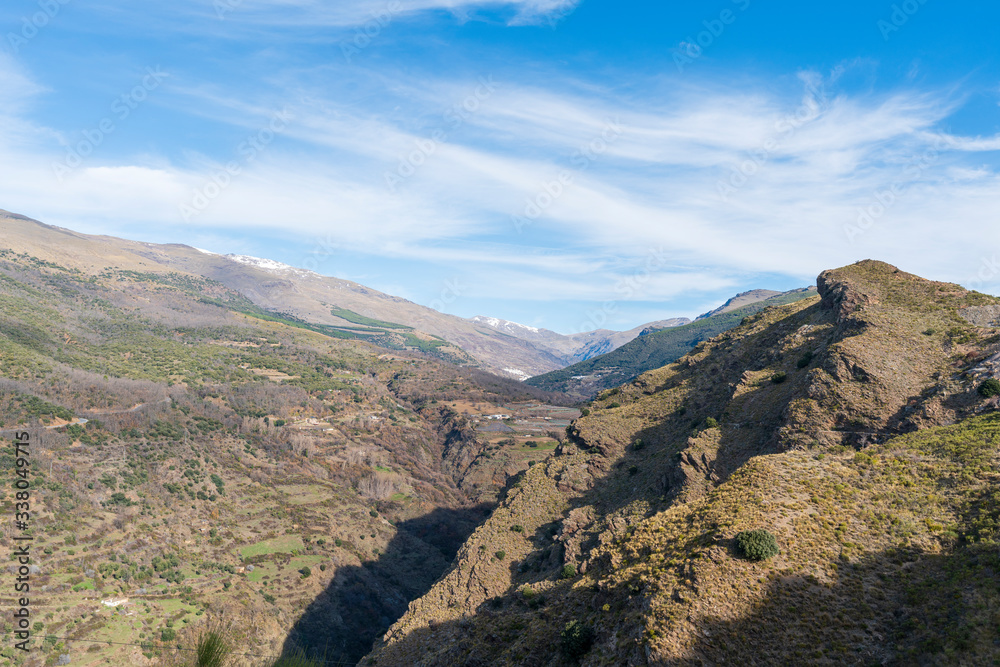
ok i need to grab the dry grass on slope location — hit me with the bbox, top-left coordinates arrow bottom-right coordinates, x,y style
369,413 -> 1000,666
607,412 -> 1000,665
365,261 -> 1000,666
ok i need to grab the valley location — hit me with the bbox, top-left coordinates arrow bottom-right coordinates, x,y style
4,214 -> 1000,667
2,3 -> 995,665
0,239 -> 571,667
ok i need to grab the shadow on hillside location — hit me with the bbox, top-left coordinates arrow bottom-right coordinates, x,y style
337,300 -> 1000,663
278,504 -> 492,666
566,303 -> 829,517
884,380 -> 988,439
678,536 -> 1000,666
360,532 -> 1000,666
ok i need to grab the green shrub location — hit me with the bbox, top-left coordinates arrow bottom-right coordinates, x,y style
104,492 -> 134,507
160,628 -> 176,642
560,564 -> 576,579
736,529 -> 780,561
510,524 -> 524,533
796,351 -> 813,368
606,402 -> 621,409
299,566 -> 311,578
704,417 -> 718,428
771,372 -> 787,384
494,550 -> 506,560
560,620 -> 595,659
579,408 -> 590,417
978,379 -> 1000,398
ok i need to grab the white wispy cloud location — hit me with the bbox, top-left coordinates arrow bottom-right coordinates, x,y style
2,54 -> 1000,323
85,0 -> 580,30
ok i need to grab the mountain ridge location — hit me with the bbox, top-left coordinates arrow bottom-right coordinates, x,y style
694,287 -> 784,320
1,209 -> 805,386
526,287 -> 818,400
468,313 -> 694,367
364,260 -> 1000,666
0,211 -> 567,377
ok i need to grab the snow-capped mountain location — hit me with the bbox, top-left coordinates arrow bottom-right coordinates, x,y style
225,254 -> 315,278
470,315 -> 544,336
469,313 -> 692,364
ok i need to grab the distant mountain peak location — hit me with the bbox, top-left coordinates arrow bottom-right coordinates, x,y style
695,287 -> 816,320
225,253 -> 315,278
471,315 -> 541,334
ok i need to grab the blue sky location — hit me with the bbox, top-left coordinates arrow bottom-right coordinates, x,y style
2,0 -> 999,334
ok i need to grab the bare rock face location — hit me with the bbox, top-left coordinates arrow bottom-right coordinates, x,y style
817,260 -> 881,320
960,305 -> 1000,327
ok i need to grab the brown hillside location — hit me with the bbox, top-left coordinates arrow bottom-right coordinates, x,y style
0,210 -> 567,376
366,260 -> 1000,666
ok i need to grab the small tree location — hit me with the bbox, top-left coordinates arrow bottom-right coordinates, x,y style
736,529 -> 779,561
560,620 -> 595,659
978,379 -> 1000,398
560,564 -> 576,579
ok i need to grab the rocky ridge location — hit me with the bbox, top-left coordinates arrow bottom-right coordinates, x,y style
366,260 -> 1000,666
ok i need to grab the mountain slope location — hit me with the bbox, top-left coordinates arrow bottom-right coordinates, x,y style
0,245 -> 571,667
525,287 -> 817,400
0,211 -> 790,383
365,260 -> 1000,666
0,210 -> 567,377
694,287 -> 783,319
469,315 -> 692,365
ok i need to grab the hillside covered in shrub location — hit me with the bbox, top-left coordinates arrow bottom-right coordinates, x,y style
367,261 -> 1000,666
0,248 -> 568,667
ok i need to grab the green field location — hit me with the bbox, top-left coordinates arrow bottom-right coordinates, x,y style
330,307 -> 412,330
239,535 -> 304,559
277,484 -> 332,505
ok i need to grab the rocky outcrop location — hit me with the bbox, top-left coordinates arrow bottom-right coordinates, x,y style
960,305 -> 1000,327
